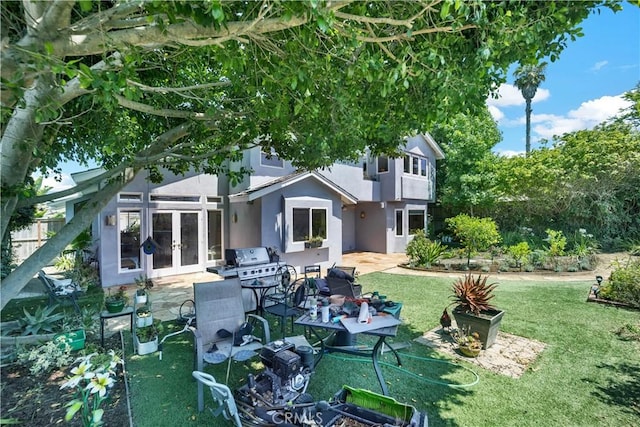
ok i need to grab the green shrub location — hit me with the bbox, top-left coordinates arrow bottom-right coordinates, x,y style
544,229 -> 567,257
405,230 -> 447,267
506,242 -> 532,270
446,214 -> 501,267
529,249 -> 549,268
3,305 -> 65,336
599,259 -> 640,308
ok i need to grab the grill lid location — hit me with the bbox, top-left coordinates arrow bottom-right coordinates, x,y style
225,247 -> 271,267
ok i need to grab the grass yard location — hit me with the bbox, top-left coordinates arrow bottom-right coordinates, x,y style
127,272 -> 639,426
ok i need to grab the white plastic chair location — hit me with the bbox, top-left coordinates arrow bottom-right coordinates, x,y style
192,371 -> 242,427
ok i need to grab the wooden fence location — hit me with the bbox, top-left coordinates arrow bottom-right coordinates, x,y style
10,218 -> 65,262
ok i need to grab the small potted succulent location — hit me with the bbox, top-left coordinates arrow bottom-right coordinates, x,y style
451,326 -> 482,357
449,274 -> 504,349
134,275 -> 154,304
105,286 -> 129,313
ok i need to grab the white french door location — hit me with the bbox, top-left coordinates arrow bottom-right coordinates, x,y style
150,210 -> 201,276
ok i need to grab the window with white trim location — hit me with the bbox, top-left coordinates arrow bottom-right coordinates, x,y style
293,208 -> 327,242
404,154 -> 429,177
119,210 -> 141,270
408,210 -> 426,235
207,210 -> 223,261
395,210 -> 404,236
377,155 -> 389,173
118,192 -> 142,202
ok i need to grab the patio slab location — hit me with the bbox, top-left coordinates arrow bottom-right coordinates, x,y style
414,323 -> 546,378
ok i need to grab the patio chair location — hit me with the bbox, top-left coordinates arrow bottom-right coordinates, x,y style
192,371 -> 242,427
326,267 -> 362,299
193,278 -> 270,412
263,277 -> 309,338
37,270 -> 82,314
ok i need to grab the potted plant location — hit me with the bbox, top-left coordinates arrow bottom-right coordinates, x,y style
135,319 -> 163,355
451,326 -> 482,357
449,274 -> 504,349
304,235 -> 324,248
134,275 -> 154,304
105,286 -> 129,313
135,305 -> 153,328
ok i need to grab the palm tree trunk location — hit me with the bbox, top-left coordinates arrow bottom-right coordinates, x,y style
525,99 -> 532,156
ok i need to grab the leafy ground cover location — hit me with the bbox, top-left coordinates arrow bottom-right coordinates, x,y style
125,273 -> 639,427
1,333 -> 128,426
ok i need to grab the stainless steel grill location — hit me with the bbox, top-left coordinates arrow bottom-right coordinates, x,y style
208,247 -> 281,283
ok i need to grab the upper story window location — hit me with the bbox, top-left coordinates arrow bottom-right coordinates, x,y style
404,154 -> 428,177
377,155 -> 389,173
261,149 -> 284,168
292,208 -> 327,242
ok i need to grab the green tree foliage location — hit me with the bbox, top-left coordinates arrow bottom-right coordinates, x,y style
0,0 -> 620,307
431,109 -> 502,216
446,214 -> 501,266
492,85 -> 640,249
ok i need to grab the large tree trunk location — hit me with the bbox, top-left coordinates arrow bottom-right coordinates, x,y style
0,80 -> 53,239
0,176 -> 131,310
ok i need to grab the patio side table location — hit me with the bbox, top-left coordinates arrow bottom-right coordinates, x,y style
100,306 -> 134,348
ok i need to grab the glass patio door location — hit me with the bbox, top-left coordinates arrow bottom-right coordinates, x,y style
150,210 -> 201,275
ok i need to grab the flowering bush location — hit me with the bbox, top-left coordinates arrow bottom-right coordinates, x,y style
60,350 -> 123,427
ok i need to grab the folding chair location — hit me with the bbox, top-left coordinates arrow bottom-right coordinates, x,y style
192,278 -> 270,412
192,371 -> 242,427
38,270 -> 82,314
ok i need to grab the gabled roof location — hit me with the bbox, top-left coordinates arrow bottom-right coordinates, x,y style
419,132 -> 446,160
228,171 -> 358,205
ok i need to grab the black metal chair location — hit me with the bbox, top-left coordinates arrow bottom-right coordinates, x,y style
37,270 -> 82,313
325,267 -> 362,298
263,278 -> 309,338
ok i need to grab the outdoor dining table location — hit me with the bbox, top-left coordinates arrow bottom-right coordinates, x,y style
294,312 -> 402,396
240,278 -> 281,316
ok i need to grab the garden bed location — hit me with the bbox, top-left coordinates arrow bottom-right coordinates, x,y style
0,333 -> 130,426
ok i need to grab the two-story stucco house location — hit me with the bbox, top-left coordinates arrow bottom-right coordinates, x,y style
68,133 -> 443,286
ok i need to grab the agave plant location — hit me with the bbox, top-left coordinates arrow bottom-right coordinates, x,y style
450,274 -> 498,315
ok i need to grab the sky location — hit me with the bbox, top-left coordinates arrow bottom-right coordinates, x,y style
488,3 -> 640,156
44,3 -> 640,191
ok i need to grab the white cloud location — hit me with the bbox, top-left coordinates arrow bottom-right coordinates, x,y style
496,149 -> 525,158
487,104 -> 504,121
531,94 -> 631,139
486,83 -> 550,124
591,60 -> 608,72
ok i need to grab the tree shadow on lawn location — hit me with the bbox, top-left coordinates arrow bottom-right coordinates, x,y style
127,321 -> 471,426
590,360 -> 640,417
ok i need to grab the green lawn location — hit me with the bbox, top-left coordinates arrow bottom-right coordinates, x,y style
127,272 -> 639,426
